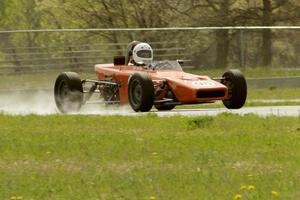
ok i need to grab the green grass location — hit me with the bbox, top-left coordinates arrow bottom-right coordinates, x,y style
247,88 -> 300,100
177,101 -> 300,109
176,88 -> 300,109
0,71 -> 96,90
185,67 -> 300,78
0,114 -> 299,200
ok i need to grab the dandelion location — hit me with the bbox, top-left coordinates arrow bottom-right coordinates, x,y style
271,191 -> 280,197
240,185 -> 247,190
248,185 -> 255,191
149,196 -> 156,200
234,193 -> 242,199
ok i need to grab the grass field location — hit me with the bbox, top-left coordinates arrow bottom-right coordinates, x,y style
0,114 -> 299,200
185,67 -> 300,78
177,101 -> 300,109
247,88 -> 300,100
176,87 -> 300,109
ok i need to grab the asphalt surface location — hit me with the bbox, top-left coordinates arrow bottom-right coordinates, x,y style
0,90 -> 299,116
77,105 -> 300,117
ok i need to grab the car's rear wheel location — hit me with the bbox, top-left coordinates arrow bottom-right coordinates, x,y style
128,72 -> 154,112
221,69 -> 247,109
54,72 -> 83,113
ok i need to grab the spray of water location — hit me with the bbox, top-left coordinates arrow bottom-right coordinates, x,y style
0,90 -> 56,115
0,89 -> 133,116
1,89 -> 299,117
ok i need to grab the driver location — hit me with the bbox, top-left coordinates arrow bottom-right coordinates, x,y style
127,42 -> 153,66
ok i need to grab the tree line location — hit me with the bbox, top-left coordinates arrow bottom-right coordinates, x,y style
0,0 -> 299,69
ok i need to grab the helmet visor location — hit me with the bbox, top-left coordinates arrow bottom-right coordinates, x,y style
137,50 -> 152,58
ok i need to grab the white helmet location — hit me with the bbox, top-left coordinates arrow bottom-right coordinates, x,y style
132,43 -> 153,65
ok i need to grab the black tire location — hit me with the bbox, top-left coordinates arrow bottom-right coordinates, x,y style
221,69 -> 247,109
155,90 -> 176,111
155,104 -> 175,111
54,72 -> 83,113
128,72 -> 154,112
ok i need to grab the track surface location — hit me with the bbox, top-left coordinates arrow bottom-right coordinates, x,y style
0,90 -> 299,116
1,103 -> 299,116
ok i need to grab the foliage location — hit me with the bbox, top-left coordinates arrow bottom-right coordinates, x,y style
0,0 -> 299,69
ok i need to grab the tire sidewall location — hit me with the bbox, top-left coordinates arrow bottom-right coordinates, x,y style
222,69 -> 247,109
54,72 -> 83,113
128,72 -> 154,112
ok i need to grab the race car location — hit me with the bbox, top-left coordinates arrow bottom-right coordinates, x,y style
54,41 -> 247,113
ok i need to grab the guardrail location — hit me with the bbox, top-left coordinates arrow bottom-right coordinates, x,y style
0,42 -> 186,75
0,26 -> 299,76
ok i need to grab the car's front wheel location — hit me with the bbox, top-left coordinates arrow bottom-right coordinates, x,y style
155,104 -> 175,111
128,72 -> 154,112
54,72 -> 83,113
221,69 -> 247,109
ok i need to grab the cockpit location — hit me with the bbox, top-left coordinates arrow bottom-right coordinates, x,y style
150,60 -> 183,71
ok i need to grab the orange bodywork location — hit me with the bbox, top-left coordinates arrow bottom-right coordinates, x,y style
95,63 -> 228,105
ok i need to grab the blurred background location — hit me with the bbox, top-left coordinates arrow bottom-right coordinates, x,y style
0,0 -> 299,91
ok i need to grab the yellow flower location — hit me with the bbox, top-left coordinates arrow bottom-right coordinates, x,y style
149,196 -> 156,200
271,191 -> 280,196
248,185 -> 255,191
240,185 -> 247,190
10,197 -> 17,200
234,194 -> 242,199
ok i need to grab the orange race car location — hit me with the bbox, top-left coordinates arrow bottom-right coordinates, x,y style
54,41 -> 247,113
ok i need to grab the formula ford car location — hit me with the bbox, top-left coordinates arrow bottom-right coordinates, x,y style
54,42 -> 247,113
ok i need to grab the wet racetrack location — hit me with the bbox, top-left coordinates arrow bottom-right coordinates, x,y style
0,90 -> 299,116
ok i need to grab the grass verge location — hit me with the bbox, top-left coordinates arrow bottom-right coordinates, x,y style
0,114 -> 299,200
247,88 -> 300,100
176,87 -> 300,109
185,67 -> 300,78
176,101 -> 300,109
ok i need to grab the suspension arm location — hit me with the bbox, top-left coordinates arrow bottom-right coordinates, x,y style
82,79 -> 119,86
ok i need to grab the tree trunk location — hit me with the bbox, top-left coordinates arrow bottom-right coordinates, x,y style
262,0 -> 272,67
215,1 -> 229,69
215,30 -> 229,68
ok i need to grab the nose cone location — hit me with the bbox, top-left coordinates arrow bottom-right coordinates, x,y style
176,74 -> 221,89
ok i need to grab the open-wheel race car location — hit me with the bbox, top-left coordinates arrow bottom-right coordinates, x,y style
54,41 -> 247,113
